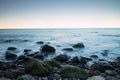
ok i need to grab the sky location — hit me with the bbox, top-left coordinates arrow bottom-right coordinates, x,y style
0,0 -> 120,29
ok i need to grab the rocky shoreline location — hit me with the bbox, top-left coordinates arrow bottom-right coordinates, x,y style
0,43 -> 120,80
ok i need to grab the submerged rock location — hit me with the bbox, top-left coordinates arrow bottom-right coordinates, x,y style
87,76 -> 105,80
36,41 -> 44,44
17,75 -> 36,80
25,59 -> 51,77
73,43 -> 85,48
101,50 -> 109,56
54,54 -> 70,62
24,49 -> 32,53
60,65 -> 88,79
41,45 -> 56,53
5,51 -> 17,60
90,55 -> 98,59
7,47 -> 17,51
62,48 -> 73,51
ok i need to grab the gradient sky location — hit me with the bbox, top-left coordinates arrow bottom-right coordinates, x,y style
0,0 -> 120,29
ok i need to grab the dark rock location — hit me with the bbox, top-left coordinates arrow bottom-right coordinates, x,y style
25,59 -> 51,77
7,47 -> 17,51
0,77 -> 11,80
105,70 -> 118,76
60,65 -> 88,79
36,41 -> 44,44
62,48 -> 73,51
41,45 -> 56,53
90,61 -> 113,73
0,62 -> 8,70
33,54 -> 44,60
101,50 -> 109,56
24,49 -> 32,53
106,76 -> 120,80
90,55 -> 98,59
5,51 -> 17,60
71,56 -> 80,63
73,43 -> 85,48
80,56 -> 92,64
87,76 -> 105,80
17,74 -> 36,80
54,54 -> 70,62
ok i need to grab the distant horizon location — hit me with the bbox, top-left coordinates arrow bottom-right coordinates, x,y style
0,0 -> 120,29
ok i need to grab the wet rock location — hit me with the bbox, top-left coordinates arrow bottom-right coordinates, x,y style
54,54 -> 70,62
90,55 -> 98,59
36,41 -> 44,44
101,50 -> 109,56
80,56 -> 92,64
73,43 -> 85,48
45,60 -> 61,69
5,51 -> 17,60
105,70 -> 118,76
24,49 -> 32,53
0,62 -> 8,70
4,69 -> 24,79
60,65 -> 88,79
106,76 -> 120,80
90,61 -> 113,73
41,45 -> 56,53
116,57 -> 120,62
17,74 -> 36,80
62,48 -> 73,51
33,54 -> 44,60
7,47 -> 17,51
87,76 -> 105,80
0,77 -> 11,80
71,56 -> 80,63
25,59 -> 51,77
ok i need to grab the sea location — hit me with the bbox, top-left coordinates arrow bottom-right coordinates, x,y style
0,28 -> 120,62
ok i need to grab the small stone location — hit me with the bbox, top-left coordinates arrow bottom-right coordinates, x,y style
62,48 -> 73,51
105,70 -> 118,76
54,54 -> 70,62
87,76 -> 105,80
17,74 -> 36,80
73,43 -> 85,48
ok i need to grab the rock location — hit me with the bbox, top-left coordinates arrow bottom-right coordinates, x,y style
106,76 -> 120,80
4,69 -> 24,79
24,49 -> 32,53
7,47 -> 17,50
105,70 -> 118,76
17,75 -> 36,80
101,50 -> 109,56
90,61 -> 113,73
54,54 -> 70,62
62,48 -> 73,51
41,45 -> 56,53
116,57 -> 120,62
60,65 -> 88,79
5,51 -> 17,60
0,62 -> 8,70
90,55 -> 98,59
87,76 -> 105,80
0,77 -> 11,80
80,56 -> 92,64
25,59 -> 51,77
71,56 -> 80,63
73,43 -> 85,48
45,60 -> 61,69
36,41 -> 44,44
33,54 -> 44,60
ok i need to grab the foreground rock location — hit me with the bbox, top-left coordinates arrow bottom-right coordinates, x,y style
17,75 -> 36,80
25,59 -> 51,77
41,45 -> 56,53
60,65 -> 88,79
54,54 -> 70,62
5,51 -> 17,60
0,77 -> 11,80
73,43 -> 85,48
87,76 -> 105,80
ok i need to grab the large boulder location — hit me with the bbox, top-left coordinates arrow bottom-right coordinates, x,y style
87,76 -> 105,80
54,54 -> 70,62
73,43 -> 85,48
17,75 -> 36,80
60,65 -> 88,79
25,59 -> 51,77
45,60 -> 61,69
90,61 -> 113,73
5,51 -> 17,60
41,45 -> 56,53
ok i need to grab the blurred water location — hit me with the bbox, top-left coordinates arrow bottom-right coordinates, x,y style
0,28 -> 120,61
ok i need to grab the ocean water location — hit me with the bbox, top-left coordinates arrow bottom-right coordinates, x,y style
0,28 -> 120,61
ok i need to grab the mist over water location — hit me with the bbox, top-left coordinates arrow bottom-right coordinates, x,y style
0,28 -> 120,61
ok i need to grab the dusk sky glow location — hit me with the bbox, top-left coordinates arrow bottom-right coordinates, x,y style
0,0 -> 120,29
